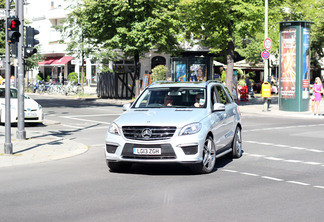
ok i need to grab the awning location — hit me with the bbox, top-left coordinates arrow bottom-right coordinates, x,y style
38,56 -> 74,66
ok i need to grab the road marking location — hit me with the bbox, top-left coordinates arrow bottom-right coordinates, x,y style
284,159 -> 302,163
222,169 -> 238,173
61,124 -> 110,131
240,172 -> 259,177
244,153 -> 324,167
264,157 -> 284,161
244,140 -> 324,153
61,116 -> 111,124
244,123 -> 324,132
222,169 -> 323,190
262,176 -> 284,182
287,181 -> 310,186
304,161 -> 322,165
63,113 -> 120,118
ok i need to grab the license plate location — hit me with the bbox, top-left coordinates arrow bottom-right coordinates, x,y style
133,148 -> 161,155
25,112 -> 37,117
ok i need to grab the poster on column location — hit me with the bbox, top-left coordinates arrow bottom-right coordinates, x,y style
280,27 -> 296,99
302,28 -> 310,99
176,64 -> 187,82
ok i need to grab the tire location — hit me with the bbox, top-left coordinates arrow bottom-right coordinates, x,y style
106,160 -> 132,172
231,127 -> 242,158
190,136 -> 216,174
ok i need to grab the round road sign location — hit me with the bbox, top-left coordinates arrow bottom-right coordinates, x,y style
263,38 -> 272,50
261,50 -> 270,60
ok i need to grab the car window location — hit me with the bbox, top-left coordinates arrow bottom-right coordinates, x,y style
215,85 -> 230,105
133,87 -> 206,108
0,88 -> 4,98
0,88 -> 18,98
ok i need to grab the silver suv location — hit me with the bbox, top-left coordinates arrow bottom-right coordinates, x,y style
105,81 -> 242,173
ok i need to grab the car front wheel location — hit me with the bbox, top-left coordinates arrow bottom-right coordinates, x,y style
232,127 -> 242,158
190,136 -> 216,174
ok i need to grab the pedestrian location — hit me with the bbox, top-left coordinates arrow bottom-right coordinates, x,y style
311,77 -> 323,116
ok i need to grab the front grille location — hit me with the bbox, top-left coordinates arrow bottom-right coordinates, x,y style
25,117 -> 39,120
122,126 -> 176,141
121,143 -> 176,159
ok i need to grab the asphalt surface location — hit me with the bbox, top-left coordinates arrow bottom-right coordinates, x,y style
1,95 -> 323,168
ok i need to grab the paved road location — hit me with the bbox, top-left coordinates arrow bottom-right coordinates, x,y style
0,94 -> 323,222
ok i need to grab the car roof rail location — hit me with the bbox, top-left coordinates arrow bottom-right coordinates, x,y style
206,80 -> 222,85
150,80 -> 172,86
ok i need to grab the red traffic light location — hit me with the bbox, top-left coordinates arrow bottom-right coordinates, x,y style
8,17 -> 21,31
7,17 -> 21,44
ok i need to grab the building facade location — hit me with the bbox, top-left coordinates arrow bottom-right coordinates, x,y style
24,0 -> 97,85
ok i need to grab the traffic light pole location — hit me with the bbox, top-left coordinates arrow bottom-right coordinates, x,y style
16,0 -> 26,140
4,0 -> 13,154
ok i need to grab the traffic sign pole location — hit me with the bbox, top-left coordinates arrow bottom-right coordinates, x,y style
263,0 -> 269,112
4,0 -> 13,154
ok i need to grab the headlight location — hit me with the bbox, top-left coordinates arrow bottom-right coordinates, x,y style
108,122 -> 121,135
38,104 -> 42,110
179,122 -> 202,136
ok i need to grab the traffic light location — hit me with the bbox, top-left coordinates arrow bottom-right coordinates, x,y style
25,26 -> 40,57
7,16 -> 21,44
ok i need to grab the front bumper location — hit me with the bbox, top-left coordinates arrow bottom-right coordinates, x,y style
105,132 -> 205,164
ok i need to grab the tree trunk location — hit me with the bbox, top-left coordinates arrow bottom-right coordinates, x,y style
226,19 -> 234,93
134,51 -> 140,97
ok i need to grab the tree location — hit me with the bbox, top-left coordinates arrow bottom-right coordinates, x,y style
280,0 -> 324,69
76,0 -> 182,83
179,0 -> 268,92
151,65 -> 168,82
0,0 -> 6,56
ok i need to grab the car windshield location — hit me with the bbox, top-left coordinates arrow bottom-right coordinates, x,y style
0,88 -> 18,99
133,87 -> 206,108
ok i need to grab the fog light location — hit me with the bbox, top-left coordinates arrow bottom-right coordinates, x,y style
180,145 -> 198,155
106,144 -> 118,153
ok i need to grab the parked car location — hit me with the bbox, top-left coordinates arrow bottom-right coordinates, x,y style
0,86 -> 44,124
105,81 -> 242,174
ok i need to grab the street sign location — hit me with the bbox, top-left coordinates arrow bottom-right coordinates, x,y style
263,38 -> 272,51
261,50 -> 270,60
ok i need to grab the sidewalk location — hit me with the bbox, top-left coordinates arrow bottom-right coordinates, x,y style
1,95 -> 323,168
0,119 -> 88,168
238,96 -> 324,118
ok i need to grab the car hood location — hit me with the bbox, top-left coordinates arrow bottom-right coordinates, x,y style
115,108 -> 209,127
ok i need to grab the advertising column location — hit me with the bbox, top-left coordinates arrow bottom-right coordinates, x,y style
279,21 -> 313,112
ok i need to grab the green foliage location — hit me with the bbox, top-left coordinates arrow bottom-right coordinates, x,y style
151,65 -> 168,82
0,0 -> 6,56
68,72 -> 86,83
75,0 -> 182,57
36,74 -> 43,81
68,72 -> 79,83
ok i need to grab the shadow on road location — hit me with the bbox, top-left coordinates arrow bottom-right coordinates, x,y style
109,156 -> 234,176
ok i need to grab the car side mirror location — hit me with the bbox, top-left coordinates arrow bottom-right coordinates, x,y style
213,103 -> 225,112
122,103 -> 131,111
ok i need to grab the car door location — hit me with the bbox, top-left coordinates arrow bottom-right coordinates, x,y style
215,85 -> 235,149
209,85 -> 228,150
